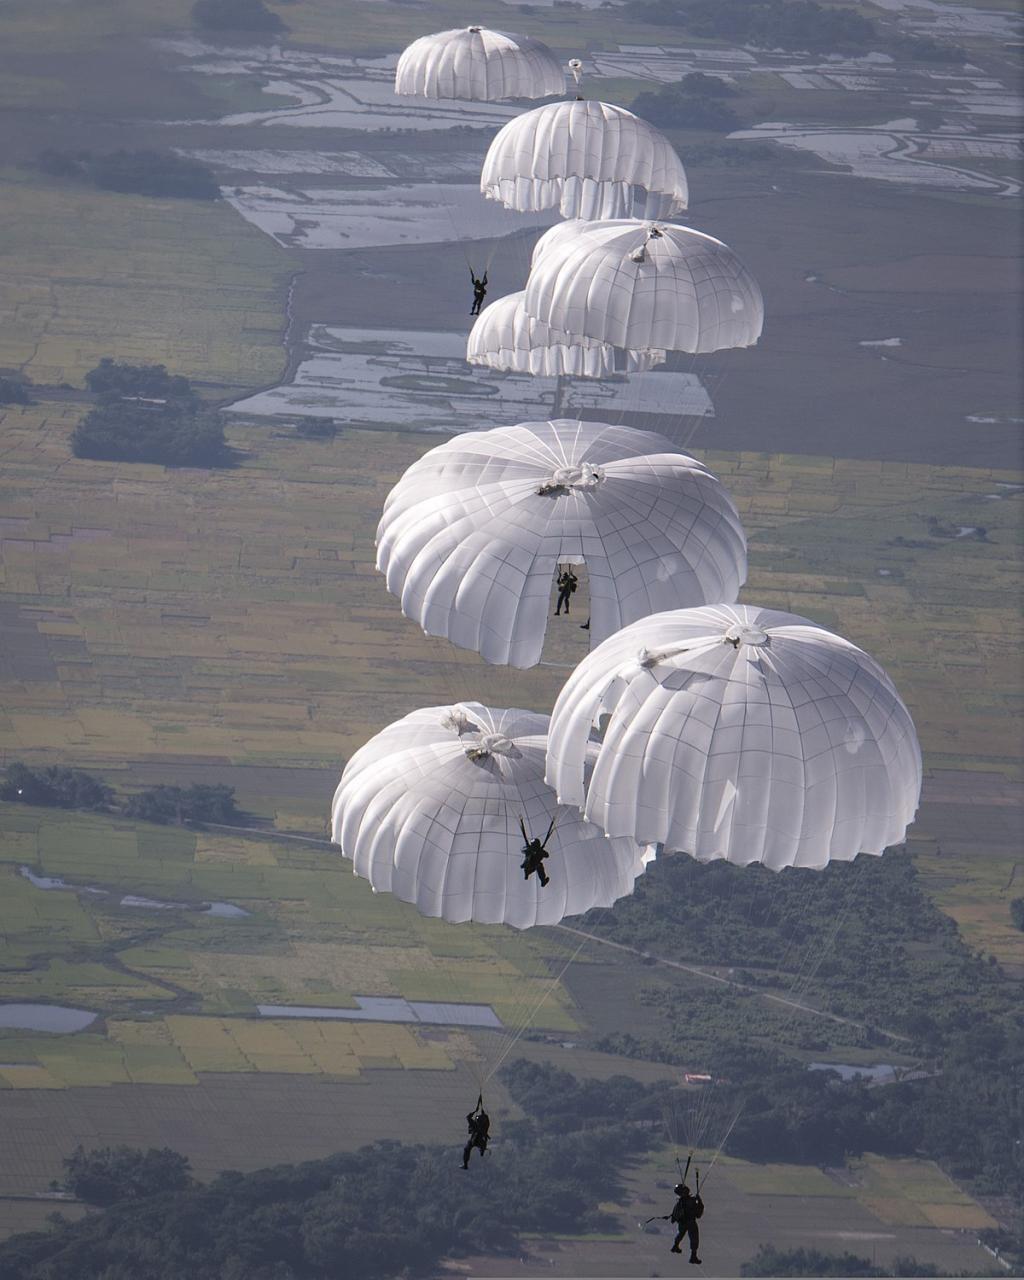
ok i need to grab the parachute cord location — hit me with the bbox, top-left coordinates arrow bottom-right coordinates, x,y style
697,1099 -> 745,1190
480,923 -> 594,1088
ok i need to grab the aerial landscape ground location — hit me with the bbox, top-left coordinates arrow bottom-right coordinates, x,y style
0,0 -> 1020,1275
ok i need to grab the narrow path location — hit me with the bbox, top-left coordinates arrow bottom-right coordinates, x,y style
553,924 -> 912,1044
195,820 -> 334,850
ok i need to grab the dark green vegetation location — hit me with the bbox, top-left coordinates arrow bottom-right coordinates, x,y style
0,375 -> 32,405
631,75 -> 741,131
0,764 -> 112,812
62,1147 -> 193,1208
740,1244 -> 955,1277
294,416 -> 338,441
123,784 -> 240,826
70,359 -> 232,466
2,763 -> 238,827
37,151 -> 220,201
584,854 -> 1023,1200
1011,898 -> 1024,932
71,399 -> 229,466
84,359 -> 197,403
191,0 -> 287,34
0,1065 -> 665,1279
625,0 -> 963,62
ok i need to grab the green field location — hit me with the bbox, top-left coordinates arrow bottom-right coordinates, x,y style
0,172 -> 291,392
0,0 -> 1019,1266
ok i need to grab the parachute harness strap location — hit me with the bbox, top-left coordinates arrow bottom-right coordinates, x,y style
536,461 -> 604,496
629,224 -> 664,266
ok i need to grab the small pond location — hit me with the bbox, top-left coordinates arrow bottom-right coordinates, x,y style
0,1003 -> 98,1033
19,867 -> 249,917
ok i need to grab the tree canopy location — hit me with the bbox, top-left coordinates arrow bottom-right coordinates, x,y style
0,763 -> 112,811
38,150 -> 220,200
191,0 -> 287,33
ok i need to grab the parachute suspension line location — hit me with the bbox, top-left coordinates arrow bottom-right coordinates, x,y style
698,1098 -> 745,1190
480,918 -> 597,1088
552,373 -> 567,418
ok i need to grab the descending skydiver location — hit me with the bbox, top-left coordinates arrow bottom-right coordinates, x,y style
462,1094 -> 490,1168
519,816 -> 553,887
669,1182 -> 704,1264
555,566 -> 578,616
470,269 -> 489,316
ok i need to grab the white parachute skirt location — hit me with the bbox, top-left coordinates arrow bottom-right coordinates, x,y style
545,604 -> 923,870
376,420 -> 747,669
481,100 -> 689,220
394,27 -> 566,101
524,219 -> 764,354
466,291 -> 665,378
331,703 -> 649,929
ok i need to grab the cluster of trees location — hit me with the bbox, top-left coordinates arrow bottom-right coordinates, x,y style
85,359 -> 196,402
581,852 -> 1023,1201
1010,897 -> 1023,931
626,0 -> 963,62
71,399 -> 229,467
294,416 -> 338,441
741,1245 -> 954,1277
124,783 -> 240,826
37,150 -> 219,201
71,360 -> 230,468
2,762 -> 240,828
0,1065 -> 663,1279
192,0 -> 287,34
0,374 -> 33,405
632,72 -> 740,132
0,763 -> 112,811
61,1146 -> 193,1207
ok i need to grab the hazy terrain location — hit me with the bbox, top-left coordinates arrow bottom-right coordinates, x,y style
0,0 -> 1021,1275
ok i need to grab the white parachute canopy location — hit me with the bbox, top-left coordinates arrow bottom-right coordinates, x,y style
481,99 -> 689,220
467,291 -> 666,378
376,419 -> 747,669
524,219 -> 764,354
331,703 -> 648,929
394,27 -> 566,101
545,604 -> 922,870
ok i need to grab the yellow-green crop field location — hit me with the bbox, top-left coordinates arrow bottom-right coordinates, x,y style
1,400 -> 1020,958
0,171 -> 291,392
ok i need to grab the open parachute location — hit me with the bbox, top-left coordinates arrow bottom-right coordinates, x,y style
481,99 -> 689,220
524,219 -> 764,354
331,703 -> 648,929
394,26 -> 566,101
376,420 -> 747,668
545,604 -> 922,869
467,290 -> 665,378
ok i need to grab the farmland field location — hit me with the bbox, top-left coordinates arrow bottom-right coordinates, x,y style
0,0 -> 1020,1270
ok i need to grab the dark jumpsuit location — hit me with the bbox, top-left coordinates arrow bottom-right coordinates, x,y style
671,1190 -> 703,1260
463,1109 -> 490,1168
555,569 -> 578,616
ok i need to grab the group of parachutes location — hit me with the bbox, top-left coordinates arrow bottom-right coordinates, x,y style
328,23 -> 923,1239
